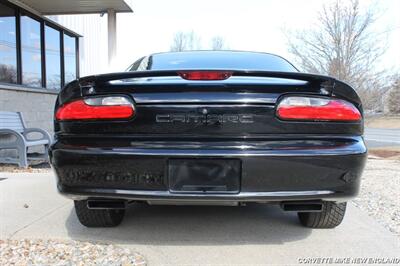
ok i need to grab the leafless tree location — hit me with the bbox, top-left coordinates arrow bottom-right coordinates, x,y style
0,64 -> 17,83
170,31 -> 201,52
211,36 -> 228,50
285,0 -> 389,110
387,76 -> 400,114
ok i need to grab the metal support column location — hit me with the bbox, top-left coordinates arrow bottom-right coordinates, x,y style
107,8 -> 117,66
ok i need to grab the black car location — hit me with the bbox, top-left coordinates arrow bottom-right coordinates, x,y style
49,51 -> 367,228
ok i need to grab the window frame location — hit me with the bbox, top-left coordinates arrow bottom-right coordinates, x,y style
0,0 -> 80,91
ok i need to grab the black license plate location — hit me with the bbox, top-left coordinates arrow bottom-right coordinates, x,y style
168,159 -> 241,193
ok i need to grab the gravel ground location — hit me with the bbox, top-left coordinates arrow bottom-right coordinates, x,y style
0,239 -> 146,265
352,157 -> 400,236
0,163 -> 51,173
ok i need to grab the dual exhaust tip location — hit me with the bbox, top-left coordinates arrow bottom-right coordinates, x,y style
87,199 -> 323,212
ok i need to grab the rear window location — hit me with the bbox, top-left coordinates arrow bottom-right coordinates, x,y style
128,51 -> 298,72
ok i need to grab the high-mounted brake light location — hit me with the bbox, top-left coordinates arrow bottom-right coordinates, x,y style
178,71 -> 233,80
276,96 -> 361,122
56,96 -> 134,121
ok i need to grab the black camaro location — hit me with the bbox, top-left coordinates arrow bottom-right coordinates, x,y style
49,51 -> 367,228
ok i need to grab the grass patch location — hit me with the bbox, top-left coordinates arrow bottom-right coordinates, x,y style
365,115 -> 400,129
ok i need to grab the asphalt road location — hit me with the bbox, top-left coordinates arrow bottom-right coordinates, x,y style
0,172 -> 399,265
364,128 -> 400,148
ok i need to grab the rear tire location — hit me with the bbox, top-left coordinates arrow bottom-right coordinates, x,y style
298,201 -> 346,228
74,200 -> 125,227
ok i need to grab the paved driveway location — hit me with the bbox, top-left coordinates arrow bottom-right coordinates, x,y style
365,128 -> 400,148
0,172 -> 399,265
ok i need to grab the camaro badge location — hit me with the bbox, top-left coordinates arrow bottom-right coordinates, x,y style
155,114 -> 254,124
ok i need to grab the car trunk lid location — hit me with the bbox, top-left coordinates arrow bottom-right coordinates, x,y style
57,70 -> 362,136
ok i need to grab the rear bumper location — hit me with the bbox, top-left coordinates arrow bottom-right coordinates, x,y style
50,136 -> 367,203
58,186 -> 348,202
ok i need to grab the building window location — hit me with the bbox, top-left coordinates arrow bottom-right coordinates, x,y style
0,2 -> 79,90
45,26 -> 61,90
64,33 -> 76,84
0,3 -> 17,84
21,15 -> 42,87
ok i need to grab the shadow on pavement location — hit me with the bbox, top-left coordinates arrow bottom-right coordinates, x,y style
65,203 -> 312,245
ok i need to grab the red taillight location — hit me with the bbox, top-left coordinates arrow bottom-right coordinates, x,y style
178,71 -> 232,80
56,96 -> 134,121
276,96 -> 361,122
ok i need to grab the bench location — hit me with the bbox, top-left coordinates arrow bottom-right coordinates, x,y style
0,111 -> 51,168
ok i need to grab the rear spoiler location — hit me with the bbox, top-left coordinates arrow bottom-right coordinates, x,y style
60,70 -> 361,107
80,70 -> 335,86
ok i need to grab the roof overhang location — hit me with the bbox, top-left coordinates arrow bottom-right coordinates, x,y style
8,0 -> 133,15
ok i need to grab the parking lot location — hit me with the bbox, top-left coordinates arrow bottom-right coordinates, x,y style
1,159 -> 399,265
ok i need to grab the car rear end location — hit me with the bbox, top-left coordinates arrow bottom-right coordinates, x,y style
49,51 -> 367,228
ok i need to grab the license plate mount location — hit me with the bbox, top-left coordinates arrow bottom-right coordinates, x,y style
168,159 -> 241,193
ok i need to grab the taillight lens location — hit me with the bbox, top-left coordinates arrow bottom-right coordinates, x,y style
276,96 -> 361,122
178,71 -> 232,80
56,96 -> 134,121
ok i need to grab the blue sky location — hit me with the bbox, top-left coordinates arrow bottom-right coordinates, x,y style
115,0 -> 400,73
